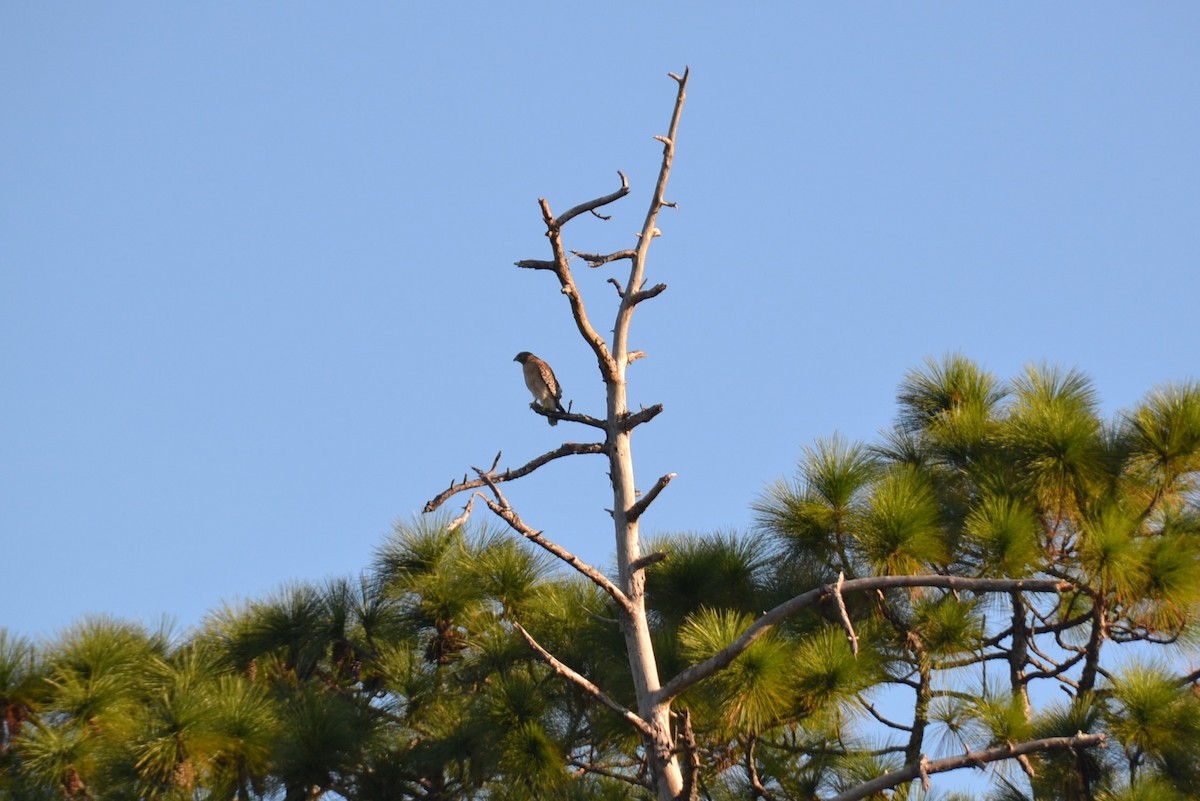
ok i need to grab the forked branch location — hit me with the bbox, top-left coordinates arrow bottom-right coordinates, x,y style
555,170 -> 630,228
527,194 -> 617,380
630,282 -> 668,305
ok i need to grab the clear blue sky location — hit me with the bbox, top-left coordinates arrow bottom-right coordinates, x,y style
3,4 -> 1198,639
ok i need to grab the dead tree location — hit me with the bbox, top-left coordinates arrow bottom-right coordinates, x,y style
424,69 -> 1103,801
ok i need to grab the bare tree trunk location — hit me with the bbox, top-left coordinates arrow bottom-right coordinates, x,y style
610,397 -> 685,798
607,68 -> 690,797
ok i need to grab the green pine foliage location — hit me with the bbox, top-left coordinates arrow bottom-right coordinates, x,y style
3,358 -> 1199,800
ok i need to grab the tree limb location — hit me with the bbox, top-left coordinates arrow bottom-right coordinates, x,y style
628,473 -> 676,522
474,468 -> 630,609
861,700 -> 913,732
831,572 -> 859,657
678,709 -> 701,801
629,551 -> 668,573
574,249 -> 637,268
446,492 -> 484,531
514,259 -> 557,270
656,576 -> 1069,704
613,68 -> 688,363
533,196 -> 618,380
529,402 -> 606,429
745,735 -> 778,801
630,283 -> 668,305
567,759 -> 652,790
555,170 -> 630,228
636,71 -> 686,257
825,734 -> 1106,801
621,404 -> 664,431
423,442 -> 607,512
513,622 -> 654,739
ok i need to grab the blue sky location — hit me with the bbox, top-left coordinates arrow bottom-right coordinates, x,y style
3,4 -> 1198,639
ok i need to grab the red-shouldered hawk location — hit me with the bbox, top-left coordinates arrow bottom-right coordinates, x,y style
514,351 -> 565,426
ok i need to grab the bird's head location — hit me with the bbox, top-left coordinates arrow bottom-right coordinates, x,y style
514,352 -> 532,363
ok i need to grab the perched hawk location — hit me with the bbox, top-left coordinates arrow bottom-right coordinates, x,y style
514,351 -> 565,426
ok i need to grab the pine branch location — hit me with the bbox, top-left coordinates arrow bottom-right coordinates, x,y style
656,575 -> 1068,704
825,734 -> 1106,801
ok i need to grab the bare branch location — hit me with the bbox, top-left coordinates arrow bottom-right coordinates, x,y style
514,622 -> 654,739
555,170 -> 630,228
573,249 -> 637,268
745,736 -> 778,801
423,442 -> 607,512
475,469 -> 629,609
611,68 -> 688,371
861,700 -> 913,732
529,402 -> 606,429
656,575 -> 1069,704
627,350 -> 647,365
629,551 -> 668,573
832,572 -> 859,657
678,709 -> 701,801
621,404 -> 665,431
629,69 -> 686,288
589,209 -> 612,221
1023,646 -> 1086,682
568,759 -> 651,790
531,196 -> 617,380
447,492 -> 485,531
826,734 -> 1106,801
514,259 -> 557,270
607,277 -> 625,298
630,283 -> 668,304
628,473 -> 676,522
